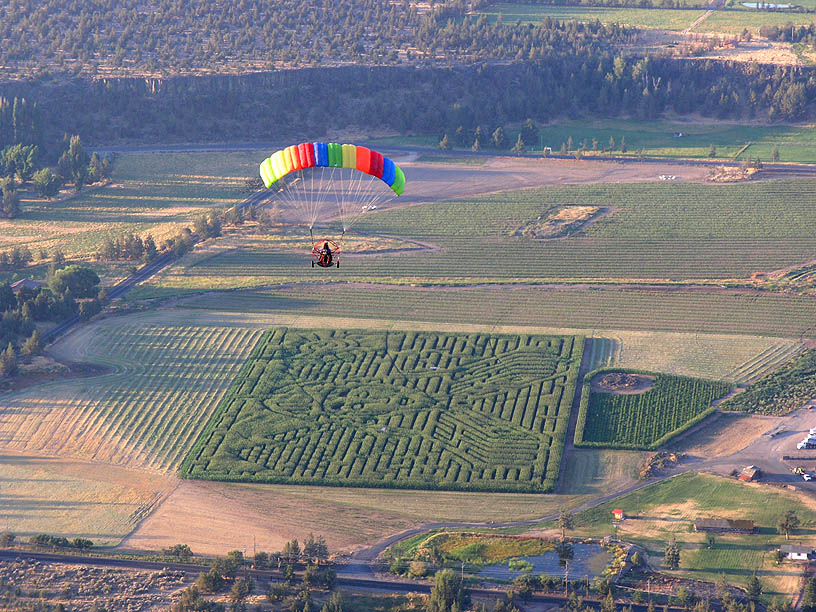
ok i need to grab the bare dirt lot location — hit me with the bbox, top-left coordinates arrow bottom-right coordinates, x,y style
591,371 -> 656,394
636,29 -> 801,65
392,157 -> 712,207
669,412 -> 777,459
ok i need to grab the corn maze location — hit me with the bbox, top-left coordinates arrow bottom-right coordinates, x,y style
574,368 -> 731,450
182,329 -> 584,492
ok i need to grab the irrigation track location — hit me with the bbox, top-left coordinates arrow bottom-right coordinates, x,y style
0,548 -> 691,611
41,189 -> 268,345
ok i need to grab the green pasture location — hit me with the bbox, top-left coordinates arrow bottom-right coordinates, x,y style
566,472 -> 816,602
575,369 -> 731,449
388,531 -> 556,565
696,7 -> 816,31
528,120 -> 816,163
378,122 -> 816,164
182,329 -> 583,492
481,1 -> 816,32
482,3 -> 706,30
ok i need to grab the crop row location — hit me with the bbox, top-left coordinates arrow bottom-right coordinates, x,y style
0,323 -> 262,471
162,179 -> 816,287
184,284 -> 816,339
721,349 -> 816,415
574,368 -> 731,450
182,329 -> 584,492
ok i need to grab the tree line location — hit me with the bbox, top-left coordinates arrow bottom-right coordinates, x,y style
1,58 -> 814,154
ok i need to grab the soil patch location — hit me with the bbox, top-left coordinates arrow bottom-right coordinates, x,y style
591,372 -> 655,394
514,205 -> 609,239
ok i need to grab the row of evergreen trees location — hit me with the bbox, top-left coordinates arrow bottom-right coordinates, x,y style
1,56 -> 812,151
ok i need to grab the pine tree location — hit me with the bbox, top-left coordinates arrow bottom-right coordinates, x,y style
20,331 -> 42,357
747,574 -> 762,601
664,538 -> 680,570
0,342 -> 17,377
511,134 -> 525,155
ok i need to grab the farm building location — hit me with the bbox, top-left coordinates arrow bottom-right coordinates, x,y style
694,518 -> 756,534
739,466 -> 761,481
10,279 -> 44,293
779,545 -> 815,561
613,509 -> 625,520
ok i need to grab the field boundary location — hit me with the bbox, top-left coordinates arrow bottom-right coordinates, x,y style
178,328 -> 273,477
573,367 -> 731,450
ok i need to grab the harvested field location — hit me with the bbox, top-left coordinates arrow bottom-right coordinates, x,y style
0,317 -> 262,471
0,452 -> 175,546
183,329 -> 583,492
11,151 -> 253,259
122,479 -> 590,556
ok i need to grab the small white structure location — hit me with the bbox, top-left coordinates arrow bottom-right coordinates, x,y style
780,545 -> 815,561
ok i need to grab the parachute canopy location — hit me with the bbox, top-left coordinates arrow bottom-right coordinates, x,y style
260,142 -> 405,196
259,142 -> 405,235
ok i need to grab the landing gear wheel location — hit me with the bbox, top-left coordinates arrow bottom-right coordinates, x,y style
336,261 -> 340,268
311,261 -> 315,267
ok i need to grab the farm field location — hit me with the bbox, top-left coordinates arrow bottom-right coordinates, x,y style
0,303 -> 793,546
133,179 -> 816,294
720,348 -> 816,415
481,2 -> 816,33
178,285 -> 816,339
0,453 -> 175,546
122,477 -> 594,556
565,472 -> 816,602
558,448 -> 644,495
575,370 -> 732,449
377,121 -> 816,165
112,307 -> 793,382
481,3 -> 707,30
0,151 -> 253,269
527,120 -> 816,164
0,313 -> 263,472
183,329 -> 584,492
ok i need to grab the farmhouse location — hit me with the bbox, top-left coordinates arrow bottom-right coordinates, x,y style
779,545 -> 815,561
694,518 -> 757,534
10,279 -> 44,293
